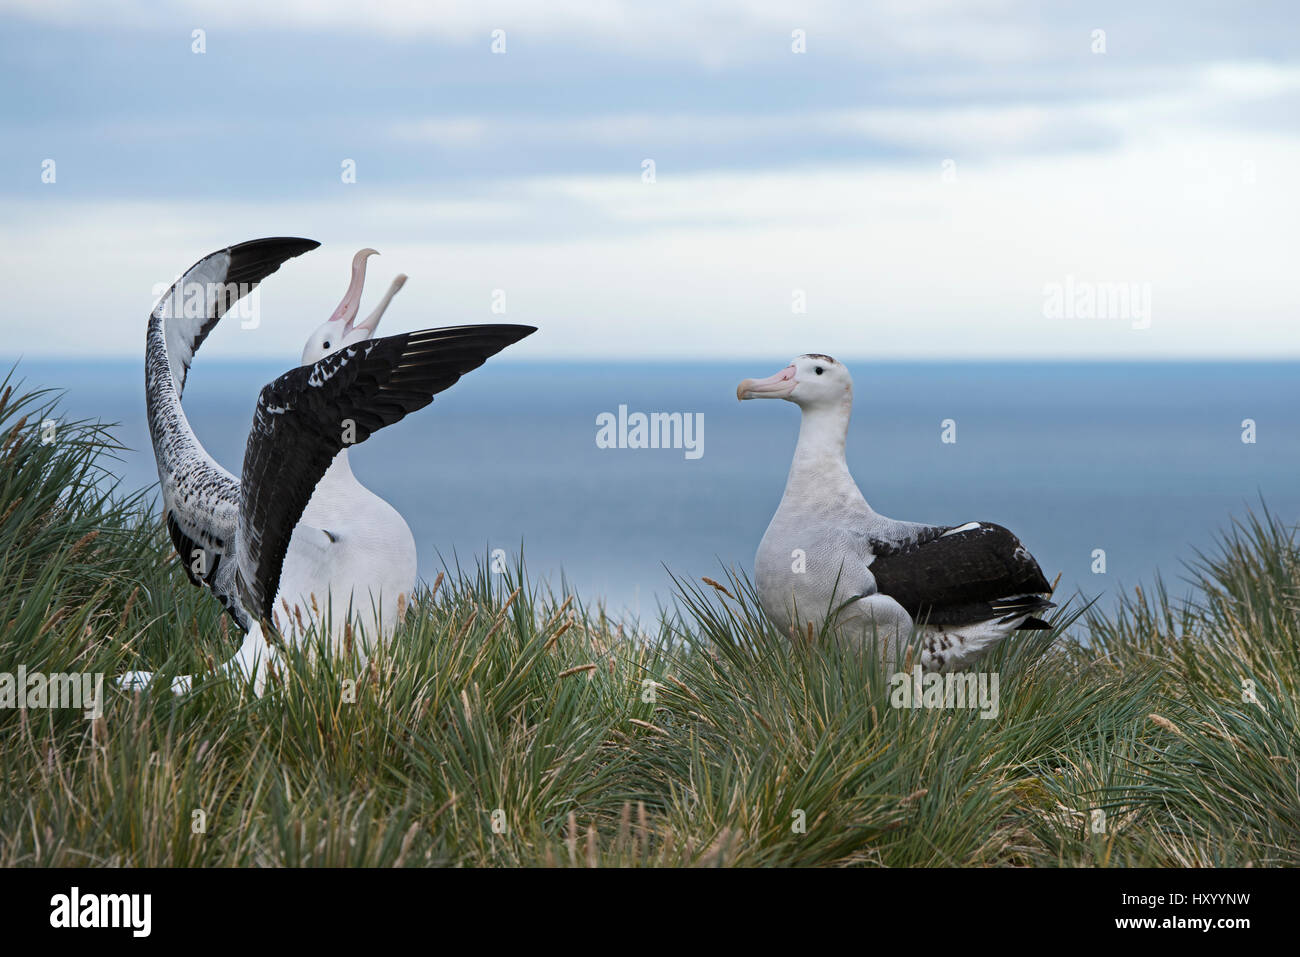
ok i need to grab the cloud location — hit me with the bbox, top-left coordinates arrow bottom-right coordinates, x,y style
388,62 -> 1300,161
3,125 -> 1297,361
2,0 -> 1050,65
1,2 -> 1295,361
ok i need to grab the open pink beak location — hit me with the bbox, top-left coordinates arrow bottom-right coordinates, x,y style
737,364 -> 797,400
327,248 -> 378,329
351,273 -> 407,336
326,248 -> 407,339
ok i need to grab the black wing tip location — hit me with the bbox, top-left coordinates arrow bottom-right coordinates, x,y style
160,237 -> 319,318
409,323 -> 536,339
220,237 -> 319,290
229,237 -> 320,257
225,237 -> 319,275
399,324 -> 537,362
992,594 -> 1055,618
1019,616 -> 1054,630
496,325 -> 537,349
416,325 -> 538,348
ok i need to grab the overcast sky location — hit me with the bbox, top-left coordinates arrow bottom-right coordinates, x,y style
2,1 -> 1297,360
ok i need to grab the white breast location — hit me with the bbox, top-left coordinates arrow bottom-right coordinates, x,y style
274,450 -> 417,652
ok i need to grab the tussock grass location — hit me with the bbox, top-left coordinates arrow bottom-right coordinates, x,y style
1,377 -> 1297,866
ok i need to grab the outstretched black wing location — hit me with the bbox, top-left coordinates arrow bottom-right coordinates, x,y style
867,522 -> 1052,625
146,237 -> 319,613
154,237 -> 320,399
235,324 -> 536,621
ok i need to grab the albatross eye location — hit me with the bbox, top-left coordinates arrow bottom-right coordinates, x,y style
322,340 -> 331,349
815,366 -> 824,375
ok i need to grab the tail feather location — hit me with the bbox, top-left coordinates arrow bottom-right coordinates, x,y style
993,595 -> 1056,624
1018,616 -> 1054,631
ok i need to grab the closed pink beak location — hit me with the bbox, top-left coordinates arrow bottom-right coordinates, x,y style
737,364 -> 797,400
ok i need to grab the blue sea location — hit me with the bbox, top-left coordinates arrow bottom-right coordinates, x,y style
8,358 -> 1299,624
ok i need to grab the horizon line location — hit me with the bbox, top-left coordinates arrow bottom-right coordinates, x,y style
7,354 -> 1300,366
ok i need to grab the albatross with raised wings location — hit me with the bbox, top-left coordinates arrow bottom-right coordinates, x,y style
737,354 -> 1054,671
120,238 -> 534,694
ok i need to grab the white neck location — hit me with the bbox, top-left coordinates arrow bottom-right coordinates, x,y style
320,448 -> 358,487
781,394 -> 872,512
317,447 -> 369,501
298,447 -> 379,526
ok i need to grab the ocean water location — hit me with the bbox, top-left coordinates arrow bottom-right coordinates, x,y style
8,358 -> 1299,624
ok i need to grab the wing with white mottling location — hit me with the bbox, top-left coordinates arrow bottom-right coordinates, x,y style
156,237 -> 320,398
235,323 -> 536,621
145,238 -> 319,613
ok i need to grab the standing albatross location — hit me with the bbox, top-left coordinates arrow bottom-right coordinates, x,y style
737,354 -> 1054,672
120,238 -> 534,693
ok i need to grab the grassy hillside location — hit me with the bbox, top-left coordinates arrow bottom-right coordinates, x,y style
1,376 -> 1297,866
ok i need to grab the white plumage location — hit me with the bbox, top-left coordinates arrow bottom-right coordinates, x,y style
738,353 -> 1054,672
120,239 -> 533,695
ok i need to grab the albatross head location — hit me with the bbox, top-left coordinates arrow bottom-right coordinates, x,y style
301,248 -> 408,364
736,354 -> 852,409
